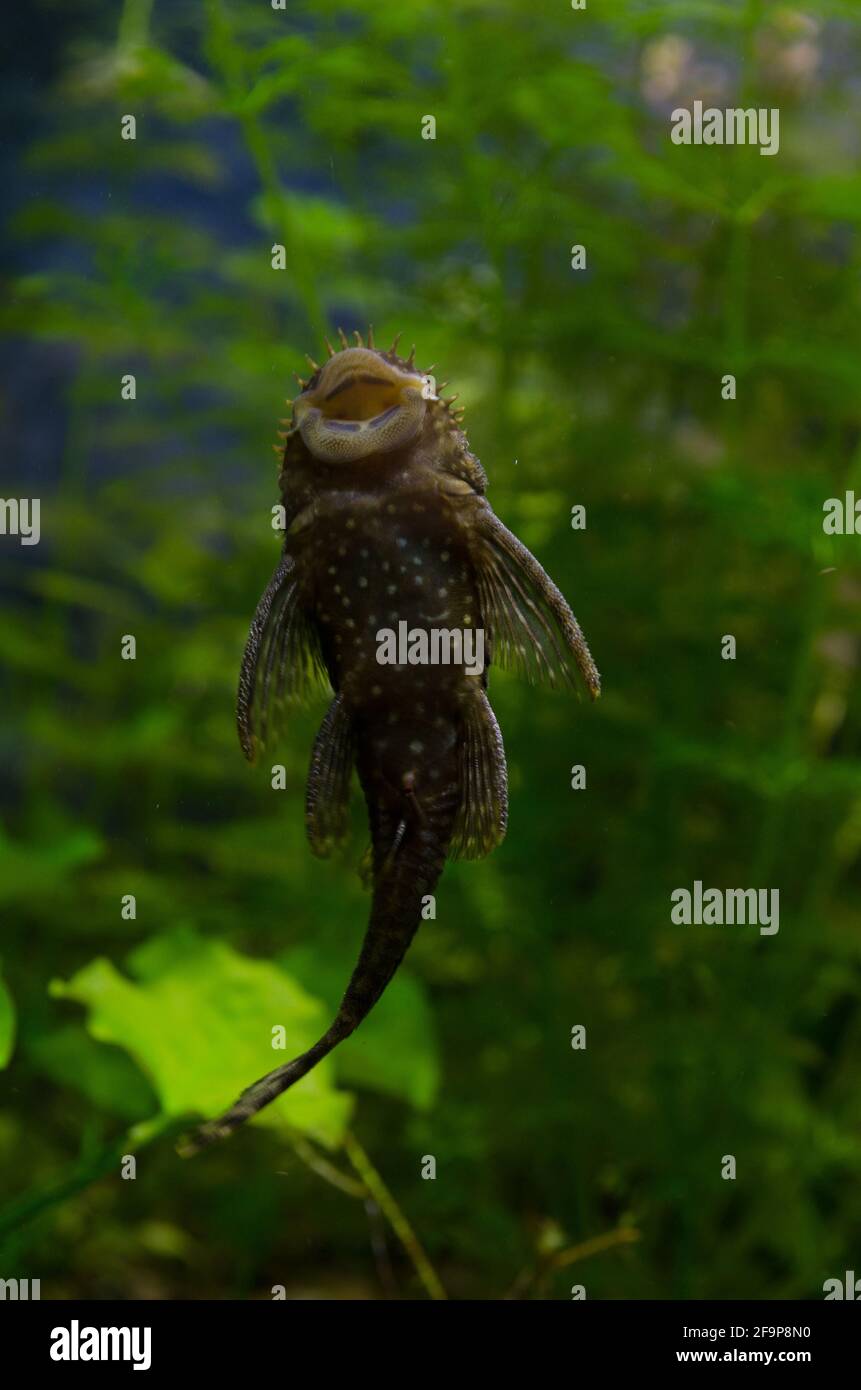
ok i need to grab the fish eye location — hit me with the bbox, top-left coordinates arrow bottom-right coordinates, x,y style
421,375 -> 437,400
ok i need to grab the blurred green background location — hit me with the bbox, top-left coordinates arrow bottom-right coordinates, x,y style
2,0 -> 860,1299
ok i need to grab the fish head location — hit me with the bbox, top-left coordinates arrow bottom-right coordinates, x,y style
294,346 -> 436,463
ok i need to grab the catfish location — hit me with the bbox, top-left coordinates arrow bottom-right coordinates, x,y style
183,328 -> 600,1152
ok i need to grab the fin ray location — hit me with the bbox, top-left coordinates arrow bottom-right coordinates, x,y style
473,505 -> 601,697
450,692 -> 508,859
305,695 -> 355,857
237,551 -> 329,762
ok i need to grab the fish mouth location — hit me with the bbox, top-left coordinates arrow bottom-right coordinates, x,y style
295,348 -> 435,462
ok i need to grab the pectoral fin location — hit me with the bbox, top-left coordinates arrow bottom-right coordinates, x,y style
305,695 -> 355,857
450,692 -> 508,859
236,550 -> 328,762
472,502 -> 601,698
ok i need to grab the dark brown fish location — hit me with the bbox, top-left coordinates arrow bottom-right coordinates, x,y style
182,328 -> 600,1153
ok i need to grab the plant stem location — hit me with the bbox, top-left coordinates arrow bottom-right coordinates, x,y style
118,0 -> 154,52
288,1131 -> 367,1199
0,1116 -> 177,1246
505,1223 -> 640,1299
343,1130 -> 447,1301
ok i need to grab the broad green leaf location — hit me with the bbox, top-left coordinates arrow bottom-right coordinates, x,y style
51,931 -> 353,1147
25,1024 -> 157,1121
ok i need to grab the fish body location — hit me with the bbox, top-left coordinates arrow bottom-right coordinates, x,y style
185,330 -> 599,1151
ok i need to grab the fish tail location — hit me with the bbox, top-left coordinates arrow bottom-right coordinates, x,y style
179,775 -> 456,1156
